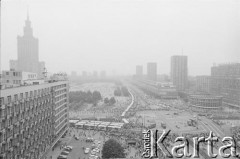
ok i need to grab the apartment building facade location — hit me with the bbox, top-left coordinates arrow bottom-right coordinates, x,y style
171,55 -> 188,91
0,81 -> 69,159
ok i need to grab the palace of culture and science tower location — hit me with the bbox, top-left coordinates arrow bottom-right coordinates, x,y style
9,14 -> 45,78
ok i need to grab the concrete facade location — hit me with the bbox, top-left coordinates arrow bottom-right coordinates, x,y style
0,81 -> 69,159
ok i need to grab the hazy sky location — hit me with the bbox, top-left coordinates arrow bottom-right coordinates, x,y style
1,0 -> 240,76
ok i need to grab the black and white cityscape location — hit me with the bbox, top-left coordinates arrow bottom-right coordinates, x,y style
0,0 -> 240,159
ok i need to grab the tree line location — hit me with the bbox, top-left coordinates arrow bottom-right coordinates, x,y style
69,90 -> 102,104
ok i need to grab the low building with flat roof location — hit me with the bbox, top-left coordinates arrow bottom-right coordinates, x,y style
1,70 -> 38,87
189,95 -> 223,111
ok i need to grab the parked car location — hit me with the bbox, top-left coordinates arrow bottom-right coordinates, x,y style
64,147 -> 72,151
93,148 -> 100,153
65,146 -> 73,150
57,155 -> 67,159
86,138 -> 94,142
84,148 -> 90,154
91,150 -> 97,155
89,154 -> 99,159
94,140 -> 101,144
61,151 -> 70,155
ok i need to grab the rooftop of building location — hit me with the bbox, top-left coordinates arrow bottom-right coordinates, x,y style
0,79 -> 68,90
213,63 -> 240,67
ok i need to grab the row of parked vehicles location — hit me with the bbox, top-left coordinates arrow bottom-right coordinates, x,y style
84,139 -> 101,159
57,146 -> 73,159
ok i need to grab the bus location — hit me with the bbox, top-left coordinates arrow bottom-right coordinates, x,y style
97,125 -> 107,131
75,122 -> 85,129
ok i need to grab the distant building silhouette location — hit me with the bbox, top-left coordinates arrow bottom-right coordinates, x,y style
136,65 -> 143,77
196,75 -> 211,93
210,63 -> 240,109
171,55 -> 188,91
10,13 -> 45,78
71,71 -> 77,79
147,62 -> 157,81
82,71 -> 87,77
100,71 -> 106,78
93,71 -> 98,78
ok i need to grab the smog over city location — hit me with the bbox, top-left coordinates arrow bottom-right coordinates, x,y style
0,0 -> 240,159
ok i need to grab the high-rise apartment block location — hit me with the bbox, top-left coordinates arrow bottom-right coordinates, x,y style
171,55 -> 188,91
147,63 -> 157,81
0,81 -> 69,159
136,65 -> 143,77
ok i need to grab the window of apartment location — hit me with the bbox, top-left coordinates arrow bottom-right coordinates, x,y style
6,72 -> 9,75
7,96 -> 11,103
6,80 -> 9,83
14,94 -> 18,101
25,92 -> 28,98
30,91 -> 33,97
0,97 -> 4,105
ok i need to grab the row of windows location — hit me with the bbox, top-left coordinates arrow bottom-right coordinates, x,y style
54,100 -> 67,111
0,100 -> 52,130
55,104 -> 67,115
5,79 -> 21,84
13,80 -> 21,84
52,84 -> 67,91
0,115 -> 52,144
28,74 -> 37,79
55,111 -> 68,127
55,89 -> 67,96
0,83 -> 68,105
0,124 -> 53,158
55,118 -> 68,134
55,94 -> 67,103
0,88 -> 52,105
5,71 -> 21,76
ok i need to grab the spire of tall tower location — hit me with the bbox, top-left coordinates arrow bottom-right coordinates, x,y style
27,6 -> 29,21
24,6 -> 33,36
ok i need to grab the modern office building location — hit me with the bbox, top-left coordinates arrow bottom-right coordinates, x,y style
210,63 -> 240,109
196,75 -> 211,93
171,55 -> 188,91
9,14 -> 45,78
0,80 -> 69,159
136,65 -> 143,77
147,63 -> 157,81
